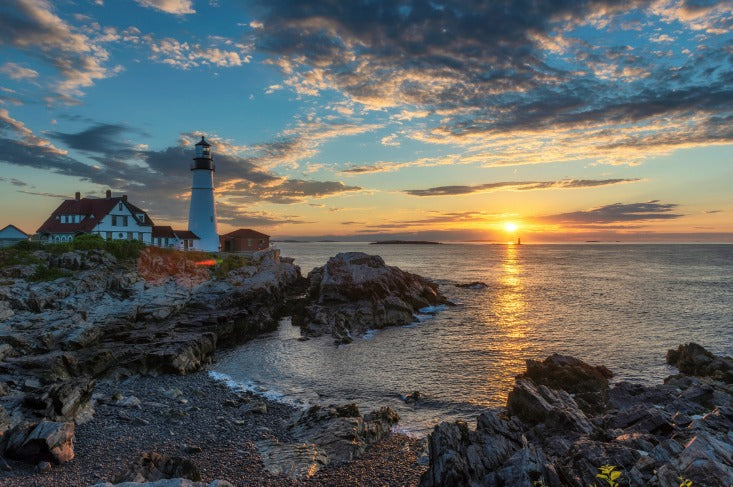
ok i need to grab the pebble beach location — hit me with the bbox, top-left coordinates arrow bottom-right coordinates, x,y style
0,369 -> 426,486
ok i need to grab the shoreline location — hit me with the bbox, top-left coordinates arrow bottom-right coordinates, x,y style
0,366 -> 427,486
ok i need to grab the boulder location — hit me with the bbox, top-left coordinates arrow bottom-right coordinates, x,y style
287,403 -> 399,465
113,452 -> 201,483
519,354 -> 612,414
507,379 -> 595,435
300,252 -> 448,339
4,420 -> 75,464
667,343 -> 733,383
255,438 -> 328,479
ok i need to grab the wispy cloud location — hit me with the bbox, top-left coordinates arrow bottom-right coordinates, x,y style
134,0 -> 195,15
252,0 -> 732,166
404,178 -> 641,196
538,201 -> 683,225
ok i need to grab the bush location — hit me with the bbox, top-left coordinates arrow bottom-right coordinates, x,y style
28,264 -> 71,282
72,233 -> 106,250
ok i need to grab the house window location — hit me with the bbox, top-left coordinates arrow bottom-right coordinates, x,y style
118,233 -> 123,239
248,239 -> 252,247
112,216 -> 117,226
61,215 -> 66,223
118,203 -> 122,211
138,232 -> 143,241
123,216 -> 128,227
106,232 -> 112,240
127,232 -> 133,240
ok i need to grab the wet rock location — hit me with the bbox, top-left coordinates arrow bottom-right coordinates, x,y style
35,460 -> 52,473
667,343 -> 733,383
92,479 -> 233,487
300,252 -> 448,339
4,420 -> 75,464
455,281 -> 488,289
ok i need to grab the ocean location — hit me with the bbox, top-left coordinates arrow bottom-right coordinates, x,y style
211,243 -> 733,436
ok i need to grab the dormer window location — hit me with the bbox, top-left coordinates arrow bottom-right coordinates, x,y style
118,203 -> 123,211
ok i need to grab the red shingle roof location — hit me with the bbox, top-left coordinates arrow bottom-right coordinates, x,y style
37,197 -> 153,234
221,229 -> 270,239
152,225 -> 175,238
173,230 -> 199,240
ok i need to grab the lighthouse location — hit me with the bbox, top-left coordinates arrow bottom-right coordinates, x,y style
188,136 -> 219,251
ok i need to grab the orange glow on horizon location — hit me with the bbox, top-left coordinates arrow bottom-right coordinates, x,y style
504,222 -> 518,233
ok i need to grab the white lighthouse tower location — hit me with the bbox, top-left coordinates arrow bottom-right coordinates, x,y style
188,136 -> 219,251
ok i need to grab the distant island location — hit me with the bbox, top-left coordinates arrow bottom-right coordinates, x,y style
370,240 -> 442,245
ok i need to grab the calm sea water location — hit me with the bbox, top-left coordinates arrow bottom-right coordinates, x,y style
212,243 -> 733,435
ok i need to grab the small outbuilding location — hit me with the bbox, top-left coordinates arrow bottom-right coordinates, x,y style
152,226 -> 200,251
0,224 -> 30,247
220,229 -> 270,253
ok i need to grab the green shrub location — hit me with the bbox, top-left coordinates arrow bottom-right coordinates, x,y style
103,238 -> 146,259
72,233 -> 106,250
28,264 -> 71,282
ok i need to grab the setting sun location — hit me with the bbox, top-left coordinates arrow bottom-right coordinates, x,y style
504,222 -> 518,233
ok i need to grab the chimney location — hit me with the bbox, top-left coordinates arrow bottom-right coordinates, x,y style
122,195 -> 127,202
75,192 -> 80,200
106,190 -> 111,199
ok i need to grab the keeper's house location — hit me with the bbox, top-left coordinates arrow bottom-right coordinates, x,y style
0,224 -> 29,247
37,190 -> 155,244
220,229 -> 270,252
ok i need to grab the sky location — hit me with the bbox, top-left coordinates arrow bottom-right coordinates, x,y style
0,0 -> 731,242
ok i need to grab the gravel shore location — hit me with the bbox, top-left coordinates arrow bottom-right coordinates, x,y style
0,370 -> 427,486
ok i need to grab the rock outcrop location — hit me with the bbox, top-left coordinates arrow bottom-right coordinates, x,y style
0,247 -> 302,466
256,403 -> 400,479
297,252 -> 448,342
422,344 -> 733,487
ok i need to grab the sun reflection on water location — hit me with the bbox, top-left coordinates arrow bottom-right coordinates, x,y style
494,244 -> 527,338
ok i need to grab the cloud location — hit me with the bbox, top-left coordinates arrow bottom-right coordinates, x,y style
0,0 -> 114,101
0,62 -> 39,80
134,0 -> 195,15
538,201 -> 684,225
404,178 -> 641,196
148,37 -> 251,69
250,0 -> 732,166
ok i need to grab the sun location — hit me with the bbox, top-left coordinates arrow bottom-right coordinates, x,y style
504,222 -> 518,233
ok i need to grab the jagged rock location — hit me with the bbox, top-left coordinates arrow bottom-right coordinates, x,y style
421,411 -> 526,487
667,343 -> 733,383
114,452 -> 201,483
519,354 -> 612,414
4,420 -> 75,464
507,379 -> 595,435
300,252 -> 448,339
288,403 -> 399,465
255,438 -> 328,478
23,376 -> 96,422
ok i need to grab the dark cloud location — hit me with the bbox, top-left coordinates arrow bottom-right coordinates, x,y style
404,178 -> 639,196
50,123 -> 144,154
0,176 -> 28,187
252,0 -> 732,152
539,201 -> 683,225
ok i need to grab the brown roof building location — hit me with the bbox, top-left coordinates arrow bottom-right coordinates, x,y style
220,229 -> 270,252
151,226 -> 200,251
37,190 -> 154,243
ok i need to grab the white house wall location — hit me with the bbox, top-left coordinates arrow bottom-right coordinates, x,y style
91,201 -> 152,244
